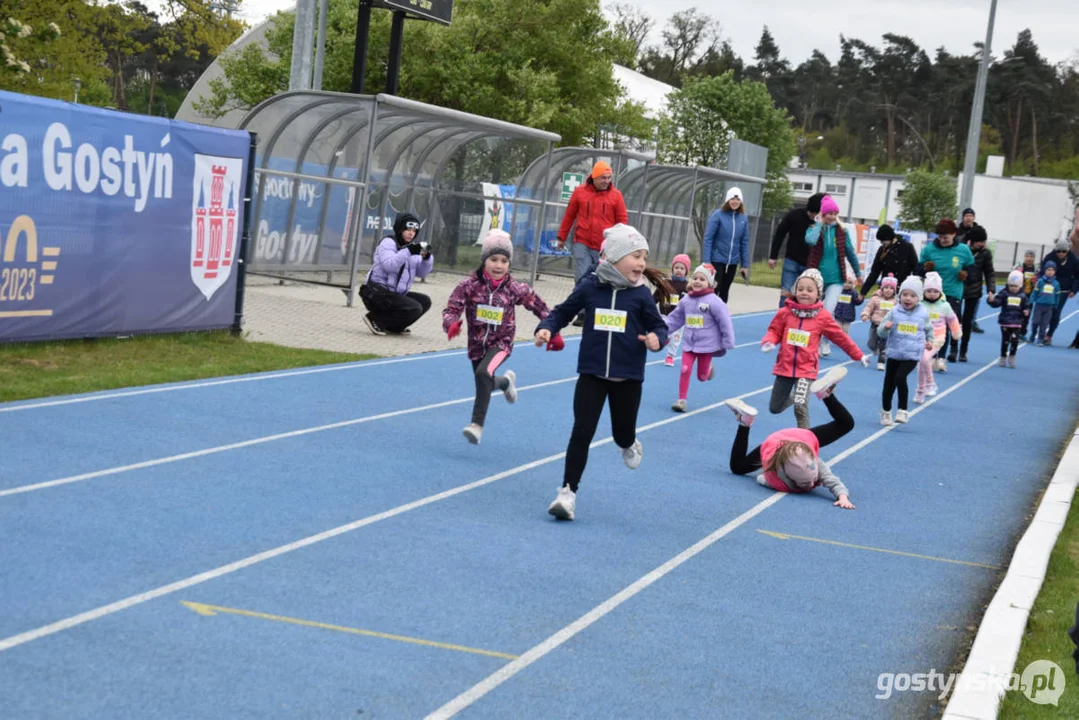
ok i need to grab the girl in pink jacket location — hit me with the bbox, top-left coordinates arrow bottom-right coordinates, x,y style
664,264 -> 736,412
443,230 -> 558,444
724,369 -> 856,509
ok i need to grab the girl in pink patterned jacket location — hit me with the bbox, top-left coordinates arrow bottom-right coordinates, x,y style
442,230 -> 560,445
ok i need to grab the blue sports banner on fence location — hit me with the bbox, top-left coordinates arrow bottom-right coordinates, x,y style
0,90 -> 252,342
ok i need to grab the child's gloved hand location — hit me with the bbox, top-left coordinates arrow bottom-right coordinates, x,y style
546,333 -> 565,352
761,342 -> 776,353
860,355 -> 871,368
446,320 -> 462,340
534,329 -> 551,347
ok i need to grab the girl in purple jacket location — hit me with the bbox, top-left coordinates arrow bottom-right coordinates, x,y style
442,230 -> 558,445
664,265 -> 736,412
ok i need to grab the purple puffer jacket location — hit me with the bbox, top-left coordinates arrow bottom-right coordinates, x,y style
367,236 -> 433,293
442,270 -> 550,361
664,289 -> 736,354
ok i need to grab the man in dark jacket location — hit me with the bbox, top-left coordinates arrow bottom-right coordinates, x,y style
956,208 -> 987,333
768,193 -> 824,306
958,226 -> 995,361
860,224 -> 920,295
1040,241 -> 1079,344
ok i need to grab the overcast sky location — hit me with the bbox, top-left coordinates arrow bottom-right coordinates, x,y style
191,0 -> 1079,66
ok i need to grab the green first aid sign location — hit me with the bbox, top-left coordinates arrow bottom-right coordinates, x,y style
561,172 -> 585,202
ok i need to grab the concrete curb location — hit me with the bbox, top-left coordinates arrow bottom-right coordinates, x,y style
942,424 -> 1079,719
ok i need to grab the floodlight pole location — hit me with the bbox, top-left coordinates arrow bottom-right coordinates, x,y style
385,11 -> 406,95
350,0 -> 373,93
959,0 -> 998,212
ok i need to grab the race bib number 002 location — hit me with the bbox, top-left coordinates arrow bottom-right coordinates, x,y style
897,322 -> 919,335
594,309 -> 628,333
476,304 -> 504,325
686,314 -> 705,328
786,328 -> 811,348
1007,296 -> 1021,307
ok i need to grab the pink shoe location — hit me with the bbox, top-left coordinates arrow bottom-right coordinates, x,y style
664,356 -> 675,367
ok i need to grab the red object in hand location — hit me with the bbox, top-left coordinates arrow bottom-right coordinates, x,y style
447,320 -> 462,340
547,333 -> 565,352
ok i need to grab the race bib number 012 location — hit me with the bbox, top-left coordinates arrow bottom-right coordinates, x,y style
594,309 -> 627,333
476,304 -> 504,325
786,328 -> 811,348
686,314 -> 705,328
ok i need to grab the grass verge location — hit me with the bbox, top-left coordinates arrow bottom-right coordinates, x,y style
0,331 -> 375,403
998,482 -> 1079,717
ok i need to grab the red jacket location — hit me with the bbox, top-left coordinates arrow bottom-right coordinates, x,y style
763,301 -> 863,379
557,179 -> 628,251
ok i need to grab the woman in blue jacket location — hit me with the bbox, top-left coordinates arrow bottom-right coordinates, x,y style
702,187 -> 750,303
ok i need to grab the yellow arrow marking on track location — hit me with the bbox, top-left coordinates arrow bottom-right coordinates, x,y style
180,601 -> 518,660
755,530 -> 1003,570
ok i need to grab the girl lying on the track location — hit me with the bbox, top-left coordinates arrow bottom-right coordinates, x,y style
761,268 -> 869,430
443,229 -> 559,445
664,263 -> 736,413
725,370 -> 856,509
535,223 -> 669,521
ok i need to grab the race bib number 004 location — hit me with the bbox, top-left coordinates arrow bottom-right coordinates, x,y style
476,304 -> 504,325
686,314 -> 705,328
594,309 -> 627,333
898,322 -> 919,335
1007,296 -> 1021,307
786,328 -> 811,348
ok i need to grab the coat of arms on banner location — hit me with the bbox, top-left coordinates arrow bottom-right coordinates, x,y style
190,154 -> 243,300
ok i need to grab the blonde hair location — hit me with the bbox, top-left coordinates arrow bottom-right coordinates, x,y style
765,440 -> 813,474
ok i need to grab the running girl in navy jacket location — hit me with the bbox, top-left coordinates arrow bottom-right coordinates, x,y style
535,224 -> 669,521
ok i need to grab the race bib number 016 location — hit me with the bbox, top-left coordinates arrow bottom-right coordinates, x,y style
686,314 -> 705,328
786,328 -> 811,348
897,322 -> 919,335
476,304 -> 504,325
594,309 -> 627,333
838,294 -> 852,304
1007,296 -> 1021,306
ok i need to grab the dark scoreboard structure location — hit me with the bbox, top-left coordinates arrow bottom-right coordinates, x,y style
375,0 -> 453,26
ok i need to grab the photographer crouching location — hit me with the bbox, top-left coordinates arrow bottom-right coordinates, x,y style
359,212 -> 433,335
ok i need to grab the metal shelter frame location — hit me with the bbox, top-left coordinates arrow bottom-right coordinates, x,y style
238,90 -> 560,305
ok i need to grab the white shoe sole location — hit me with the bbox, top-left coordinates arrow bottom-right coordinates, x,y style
502,370 -> 517,404
548,500 -> 574,521
462,425 -> 482,444
725,398 -> 758,425
810,366 -> 848,396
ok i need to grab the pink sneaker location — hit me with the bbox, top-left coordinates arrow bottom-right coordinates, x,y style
664,356 -> 675,367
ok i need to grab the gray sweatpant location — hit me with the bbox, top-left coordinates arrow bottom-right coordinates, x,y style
769,376 -> 812,429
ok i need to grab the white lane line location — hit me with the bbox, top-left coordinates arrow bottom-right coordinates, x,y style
0,384 -> 777,653
423,346 -> 1028,719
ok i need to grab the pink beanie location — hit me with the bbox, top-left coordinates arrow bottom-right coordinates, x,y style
671,254 -> 691,273
783,446 -> 820,489
881,274 -> 898,289
924,271 -> 943,293
820,195 -> 840,215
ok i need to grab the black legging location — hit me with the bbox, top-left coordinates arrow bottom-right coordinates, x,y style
715,263 -> 739,303
882,359 -> 918,411
943,297 -> 962,357
958,296 -> 980,355
729,395 -> 855,476
469,347 -> 510,426
366,291 -> 431,333
1000,327 -> 1020,357
564,374 -> 643,492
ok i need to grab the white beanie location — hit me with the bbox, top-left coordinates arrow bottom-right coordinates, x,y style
1007,269 -> 1023,286
924,271 -> 943,294
725,187 -> 743,203
481,229 -> 512,263
900,275 -> 923,297
794,267 -> 824,298
692,264 -> 716,286
601,223 -> 649,264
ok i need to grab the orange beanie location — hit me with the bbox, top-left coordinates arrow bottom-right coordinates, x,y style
591,161 -> 612,179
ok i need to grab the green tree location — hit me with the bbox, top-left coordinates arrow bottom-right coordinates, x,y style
197,0 -> 650,147
897,170 -> 957,232
655,71 -> 796,217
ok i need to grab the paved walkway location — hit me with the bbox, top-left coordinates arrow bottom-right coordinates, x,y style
241,271 -> 784,356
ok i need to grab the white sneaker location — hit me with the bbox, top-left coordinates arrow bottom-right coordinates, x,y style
462,423 -> 483,444
810,365 -> 848,399
622,439 -> 643,469
502,370 -> 517,404
895,409 -> 909,424
927,385 -> 938,397
726,398 -> 758,427
820,342 -> 832,357
880,409 -> 894,426
671,399 -> 687,413
876,361 -> 886,371
548,486 -> 576,520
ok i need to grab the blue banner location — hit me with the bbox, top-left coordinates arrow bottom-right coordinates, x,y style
0,90 -> 252,342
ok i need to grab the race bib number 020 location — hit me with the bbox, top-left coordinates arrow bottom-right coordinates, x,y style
686,314 -> 705,328
594,309 -> 627,333
786,328 -> 811,348
897,322 -> 919,335
476,304 -> 504,325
